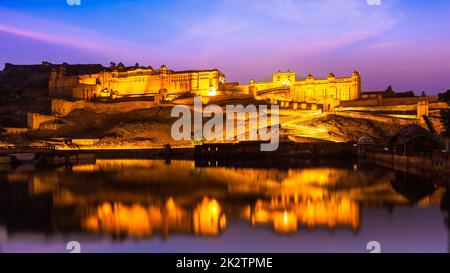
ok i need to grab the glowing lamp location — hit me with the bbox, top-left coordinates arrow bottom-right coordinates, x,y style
208,87 -> 217,96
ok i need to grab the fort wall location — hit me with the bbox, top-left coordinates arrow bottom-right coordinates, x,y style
337,104 -> 418,112
340,98 -> 379,107
195,142 -> 356,159
27,113 -> 57,130
341,96 -> 439,107
51,99 -> 86,116
3,127 -> 29,134
51,97 -> 162,116
82,101 -> 157,114
333,111 -> 417,126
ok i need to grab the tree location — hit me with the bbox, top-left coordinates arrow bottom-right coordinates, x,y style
438,90 -> 450,137
441,110 -> 450,137
421,91 -> 427,97
439,89 -> 450,104
384,85 -> 396,98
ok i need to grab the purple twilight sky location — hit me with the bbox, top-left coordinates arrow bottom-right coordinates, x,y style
0,0 -> 449,94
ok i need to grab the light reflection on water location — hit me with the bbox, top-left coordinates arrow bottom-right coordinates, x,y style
0,159 -> 449,253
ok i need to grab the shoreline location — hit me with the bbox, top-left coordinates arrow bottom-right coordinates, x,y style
1,143 -> 450,179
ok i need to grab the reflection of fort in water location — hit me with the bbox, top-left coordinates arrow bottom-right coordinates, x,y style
0,159 -> 447,239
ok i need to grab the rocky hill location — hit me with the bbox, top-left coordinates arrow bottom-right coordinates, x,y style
0,63 -> 105,128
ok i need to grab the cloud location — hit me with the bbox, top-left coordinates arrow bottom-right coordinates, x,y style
0,23 -> 100,50
0,1 -> 402,84
0,7 -> 163,63
0,1 -> 397,66
173,0 -> 396,49
162,0 -> 398,77
366,41 -> 400,50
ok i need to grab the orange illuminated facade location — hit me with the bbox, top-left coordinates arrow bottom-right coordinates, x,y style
249,195 -> 360,234
49,64 -> 225,100
239,70 -> 361,103
16,160 -> 432,239
82,198 -> 226,238
47,63 -> 360,104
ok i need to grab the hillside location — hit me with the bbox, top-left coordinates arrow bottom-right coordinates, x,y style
4,104 -> 426,148
19,106 -> 190,147
0,63 -> 106,128
0,64 -> 51,127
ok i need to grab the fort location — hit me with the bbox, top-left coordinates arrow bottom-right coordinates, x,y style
17,62 -> 367,131
48,63 -> 225,100
47,63 -> 361,105
0,62 -> 447,150
44,63 -> 438,125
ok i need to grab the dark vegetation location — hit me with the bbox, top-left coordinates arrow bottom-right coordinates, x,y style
0,63 -> 51,127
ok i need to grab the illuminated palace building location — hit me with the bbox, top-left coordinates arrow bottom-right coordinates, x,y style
237,70 -> 361,104
49,63 -> 225,100
48,63 -> 361,103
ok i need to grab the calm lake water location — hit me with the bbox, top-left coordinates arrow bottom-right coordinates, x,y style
0,159 -> 449,253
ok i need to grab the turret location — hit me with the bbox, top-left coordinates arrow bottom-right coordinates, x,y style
160,65 -> 168,74
351,70 -> 361,100
249,79 -> 257,97
50,67 -> 58,79
48,67 -> 59,96
117,62 -> 125,71
58,65 -> 66,77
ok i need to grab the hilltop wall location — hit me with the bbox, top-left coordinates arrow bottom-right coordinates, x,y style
52,99 -> 86,116
51,99 -> 157,116
341,96 -> 439,107
83,101 -> 157,114
27,113 -> 56,129
333,111 -> 417,126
